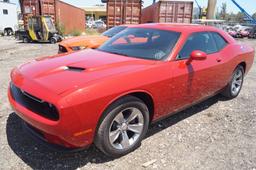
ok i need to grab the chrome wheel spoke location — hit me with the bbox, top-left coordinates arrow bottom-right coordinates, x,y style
232,87 -> 236,92
128,123 -> 143,134
231,83 -> 236,89
126,108 -> 140,123
235,71 -> 242,79
114,112 -> 125,124
231,69 -> 243,95
235,79 -> 242,86
109,129 -> 121,144
121,131 -> 130,148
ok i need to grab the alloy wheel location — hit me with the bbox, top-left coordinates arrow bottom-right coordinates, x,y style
231,69 -> 243,96
109,107 -> 144,150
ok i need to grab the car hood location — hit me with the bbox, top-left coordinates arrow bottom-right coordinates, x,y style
12,49 -> 156,95
60,35 -> 109,48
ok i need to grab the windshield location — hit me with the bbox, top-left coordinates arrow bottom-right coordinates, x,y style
45,17 -> 56,32
99,28 -> 180,60
102,26 -> 127,37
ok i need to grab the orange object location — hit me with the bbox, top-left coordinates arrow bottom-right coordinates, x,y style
58,25 -> 128,53
58,35 -> 109,53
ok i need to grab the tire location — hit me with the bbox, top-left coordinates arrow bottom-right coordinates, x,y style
3,29 -> 8,36
221,65 -> 244,99
23,37 -> 29,43
50,37 -> 57,44
95,96 -> 150,157
7,29 -> 13,36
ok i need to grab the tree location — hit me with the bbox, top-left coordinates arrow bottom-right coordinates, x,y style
225,12 -> 236,22
236,12 -> 246,23
219,2 -> 227,20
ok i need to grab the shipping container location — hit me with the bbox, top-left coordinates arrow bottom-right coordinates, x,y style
106,0 -> 142,28
55,1 -> 85,34
141,0 -> 193,24
20,0 -> 85,34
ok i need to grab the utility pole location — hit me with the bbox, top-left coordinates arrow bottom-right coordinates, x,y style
207,0 -> 217,19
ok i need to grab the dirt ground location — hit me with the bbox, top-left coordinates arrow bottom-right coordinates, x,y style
0,36 -> 256,170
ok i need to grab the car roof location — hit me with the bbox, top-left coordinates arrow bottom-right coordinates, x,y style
130,23 -> 220,33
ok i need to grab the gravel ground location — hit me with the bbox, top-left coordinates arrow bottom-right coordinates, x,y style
0,36 -> 255,170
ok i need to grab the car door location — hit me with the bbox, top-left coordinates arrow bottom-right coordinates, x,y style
210,32 -> 230,88
169,32 -> 224,110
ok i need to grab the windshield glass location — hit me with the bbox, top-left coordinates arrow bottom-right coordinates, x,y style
45,17 -> 56,32
99,28 -> 180,60
102,26 -> 127,37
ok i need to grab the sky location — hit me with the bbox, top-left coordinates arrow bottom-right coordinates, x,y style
13,0 -> 256,15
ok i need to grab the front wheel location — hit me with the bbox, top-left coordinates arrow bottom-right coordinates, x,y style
221,65 -> 244,99
95,96 -> 150,157
23,37 -> 29,43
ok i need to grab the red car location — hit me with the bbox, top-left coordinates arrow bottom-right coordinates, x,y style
8,24 -> 254,157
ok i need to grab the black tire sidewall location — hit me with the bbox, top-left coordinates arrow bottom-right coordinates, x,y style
50,37 -> 57,44
96,96 -> 150,157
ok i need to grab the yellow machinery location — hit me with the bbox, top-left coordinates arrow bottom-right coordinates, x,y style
16,16 -> 62,43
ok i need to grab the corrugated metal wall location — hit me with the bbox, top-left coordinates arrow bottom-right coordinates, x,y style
107,0 -> 142,28
55,1 -> 85,34
142,0 -> 193,24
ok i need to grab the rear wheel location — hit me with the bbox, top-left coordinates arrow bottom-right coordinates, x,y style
221,65 -> 244,99
95,96 -> 150,157
50,37 -> 57,44
7,29 -> 13,36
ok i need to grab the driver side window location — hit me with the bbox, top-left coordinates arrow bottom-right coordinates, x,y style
178,32 -> 218,59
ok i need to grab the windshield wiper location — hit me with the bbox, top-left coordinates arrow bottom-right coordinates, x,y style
108,51 -> 129,56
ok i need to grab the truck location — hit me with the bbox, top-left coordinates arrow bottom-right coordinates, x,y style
0,0 -> 18,36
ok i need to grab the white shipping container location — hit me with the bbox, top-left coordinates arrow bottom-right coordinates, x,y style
0,0 -> 18,35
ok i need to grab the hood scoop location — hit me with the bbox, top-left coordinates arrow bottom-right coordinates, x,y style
64,66 -> 86,72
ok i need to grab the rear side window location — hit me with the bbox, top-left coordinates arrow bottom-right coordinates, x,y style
178,32 -> 218,59
211,32 -> 228,51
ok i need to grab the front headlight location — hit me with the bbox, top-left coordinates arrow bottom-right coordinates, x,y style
71,46 -> 87,51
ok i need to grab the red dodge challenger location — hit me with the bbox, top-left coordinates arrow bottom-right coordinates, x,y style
8,24 -> 254,157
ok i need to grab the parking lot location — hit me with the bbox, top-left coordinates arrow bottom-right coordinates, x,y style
0,36 -> 255,170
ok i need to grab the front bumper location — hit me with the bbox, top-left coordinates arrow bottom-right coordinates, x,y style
8,84 -> 93,149
22,120 -> 88,152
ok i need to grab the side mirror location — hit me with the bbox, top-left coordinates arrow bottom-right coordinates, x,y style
186,50 -> 207,65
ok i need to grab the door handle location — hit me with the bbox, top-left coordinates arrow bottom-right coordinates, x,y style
216,58 -> 222,62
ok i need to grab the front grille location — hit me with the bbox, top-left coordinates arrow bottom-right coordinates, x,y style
58,45 -> 68,53
10,83 -> 59,121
